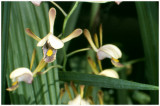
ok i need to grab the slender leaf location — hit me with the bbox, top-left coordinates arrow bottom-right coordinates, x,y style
2,2 -> 11,104
136,2 -> 158,104
59,71 -> 158,90
5,2 -> 60,104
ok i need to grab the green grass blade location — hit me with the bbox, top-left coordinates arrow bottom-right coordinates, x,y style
135,2 -> 158,104
59,71 -> 158,90
1,2 -> 11,104
5,2 -> 60,104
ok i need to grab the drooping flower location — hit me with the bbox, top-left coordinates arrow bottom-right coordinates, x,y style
68,95 -> 90,105
6,68 -> 33,91
86,1 -> 122,5
67,85 -> 90,105
84,24 -> 123,67
87,56 -> 119,79
26,8 -> 82,63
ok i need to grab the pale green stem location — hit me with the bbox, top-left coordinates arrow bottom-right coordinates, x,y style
63,48 -> 90,72
62,2 -> 79,35
63,47 -> 67,72
50,1 -> 67,17
41,65 -> 63,74
58,33 -> 62,38
67,48 -> 90,57
61,2 -> 79,71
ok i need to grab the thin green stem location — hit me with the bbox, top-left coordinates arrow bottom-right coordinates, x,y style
63,48 -> 67,72
62,48 -> 90,72
67,48 -> 90,57
62,2 -> 79,35
58,33 -> 62,38
41,65 -> 63,74
50,1 -> 67,17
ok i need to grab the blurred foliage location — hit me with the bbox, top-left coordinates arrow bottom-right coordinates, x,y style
2,1 -> 158,105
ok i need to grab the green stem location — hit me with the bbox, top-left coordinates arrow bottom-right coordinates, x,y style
63,48 -> 90,72
67,48 -> 90,57
63,48 -> 67,72
50,1 -> 67,17
41,65 -> 63,74
62,2 -> 79,35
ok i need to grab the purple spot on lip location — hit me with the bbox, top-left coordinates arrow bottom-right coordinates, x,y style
42,43 -> 57,63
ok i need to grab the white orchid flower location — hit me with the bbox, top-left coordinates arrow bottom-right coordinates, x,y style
84,25 -> 123,67
26,8 -> 82,63
86,1 -> 122,5
31,1 -> 42,6
68,95 -> 90,105
99,69 -> 119,79
6,68 -> 33,91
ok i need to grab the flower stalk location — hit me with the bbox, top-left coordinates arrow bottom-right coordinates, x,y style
50,1 -> 67,17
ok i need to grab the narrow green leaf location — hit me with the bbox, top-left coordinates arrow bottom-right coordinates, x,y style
59,72 -> 158,90
5,2 -> 60,104
2,2 -> 11,104
135,2 -> 158,104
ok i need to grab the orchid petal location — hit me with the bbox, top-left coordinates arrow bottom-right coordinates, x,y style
99,69 -> 119,79
30,49 -> 36,70
97,44 -> 122,60
61,29 -> 82,43
49,8 -> 56,34
43,44 -> 57,63
25,28 -> 41,41
111,58 -> 124,67
37,35 -> 49,47
99,24 -> 103,46
6,81 -> 19,91
47,33 -> 64,49
10,68 -> 33,84
84,29 -> 98,52
87,57 -> 99,74
115,1 -> 122,5
94,33 -> 99,48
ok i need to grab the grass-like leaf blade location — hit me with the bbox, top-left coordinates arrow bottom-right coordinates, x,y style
59,71 -> 158,90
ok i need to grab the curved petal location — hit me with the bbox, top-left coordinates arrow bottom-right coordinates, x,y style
84,29 -> 98,52
10,67 -> 33,83
25,28 -> 41,41
97,44 -> 122,60
47,34 -> 64,49
49,8 -> 56,34
111,58 -> 124,67
61,29 -> 83,43
99,69 -> 119,79
6,82 -> 19,91
37,35 -> 49,47
17,73 -> 33,84
87,57 -> 99,74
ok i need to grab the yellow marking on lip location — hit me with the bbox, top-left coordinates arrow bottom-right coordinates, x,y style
112,57 -> 119,62
12,81 -> 18,86
47,49 -> 53,56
